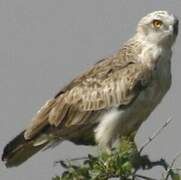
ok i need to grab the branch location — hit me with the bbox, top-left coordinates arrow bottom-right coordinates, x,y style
171,151 -> 181,168
53,118 -> 181,180
134,174 -> 157,180
165,150 -> 181,180
54,157 -> 88,166
139,117 -> 173,153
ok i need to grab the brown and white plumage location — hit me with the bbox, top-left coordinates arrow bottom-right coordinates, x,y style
2,10 -> 178,167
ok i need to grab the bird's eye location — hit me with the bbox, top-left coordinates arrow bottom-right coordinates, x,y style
152,19 -> 163,28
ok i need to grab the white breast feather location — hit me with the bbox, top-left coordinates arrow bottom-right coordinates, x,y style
95,108 -> 123,149
94,44 -> 172,151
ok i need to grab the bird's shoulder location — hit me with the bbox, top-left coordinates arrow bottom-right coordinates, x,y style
55,40 -> 143,98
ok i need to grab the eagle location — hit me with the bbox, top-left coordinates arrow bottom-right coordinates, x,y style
2,10 -> 178,167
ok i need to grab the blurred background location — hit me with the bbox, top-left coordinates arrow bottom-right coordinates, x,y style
0,0 -> 181,179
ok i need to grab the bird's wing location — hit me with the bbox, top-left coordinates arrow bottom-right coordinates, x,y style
62,63 -> 151,111
24,42 -> 152,140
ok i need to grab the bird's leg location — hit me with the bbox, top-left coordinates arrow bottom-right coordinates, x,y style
138,155 -> 168,171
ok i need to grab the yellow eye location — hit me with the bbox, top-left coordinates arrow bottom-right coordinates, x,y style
153,19 -> 163,28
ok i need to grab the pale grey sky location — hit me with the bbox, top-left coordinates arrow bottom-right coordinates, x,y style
0,0 -> 181,179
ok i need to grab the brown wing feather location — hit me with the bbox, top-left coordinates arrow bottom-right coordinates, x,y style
25,40 -> 150,139
64,63 -> 151,111
24,99 -> 56,139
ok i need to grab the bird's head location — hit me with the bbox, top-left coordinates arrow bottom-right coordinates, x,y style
137,10 -> 179,47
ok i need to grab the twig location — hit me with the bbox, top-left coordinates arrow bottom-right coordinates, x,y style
134,174 -> 157,180
139,118 -> 172,153
170,151 -> 181,168
54,156 -> 88,166
67,157 -> 88,162
165,150 -> 181,180
164,168 -> 175,180
173,168 -> 181,171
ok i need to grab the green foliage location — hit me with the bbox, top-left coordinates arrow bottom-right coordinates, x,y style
53,137 -> 181,180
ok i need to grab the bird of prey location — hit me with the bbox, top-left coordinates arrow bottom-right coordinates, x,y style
2,10 -> 178,167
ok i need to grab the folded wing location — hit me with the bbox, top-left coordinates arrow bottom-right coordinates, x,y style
24,58 -> 152,140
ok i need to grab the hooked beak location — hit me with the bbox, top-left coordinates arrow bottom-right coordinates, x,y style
173,18 -> 179,36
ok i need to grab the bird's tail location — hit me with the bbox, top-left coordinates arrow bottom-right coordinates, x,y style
2,131 -> 49,167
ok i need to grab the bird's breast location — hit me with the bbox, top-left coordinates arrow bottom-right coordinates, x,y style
96,57 -> 171,140
117,57 -> 171,135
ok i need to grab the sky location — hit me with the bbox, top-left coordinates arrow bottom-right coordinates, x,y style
0,0 -> 181,179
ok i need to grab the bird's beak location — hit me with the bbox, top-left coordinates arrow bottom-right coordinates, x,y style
173,18 -> 179,36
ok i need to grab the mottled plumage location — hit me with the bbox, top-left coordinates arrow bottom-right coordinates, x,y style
2,10 -> 178,167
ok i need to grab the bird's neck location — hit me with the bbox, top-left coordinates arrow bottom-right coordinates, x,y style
133,32 -> 173,49
127,33 -> 172,70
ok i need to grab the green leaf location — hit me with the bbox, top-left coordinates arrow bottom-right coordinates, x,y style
122,162 -> 132,173
53,137 -> 181,180
172,173 -> 181,180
